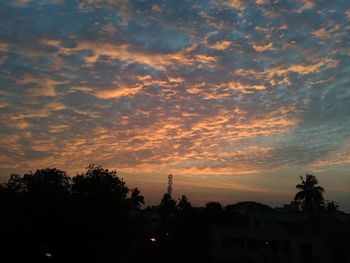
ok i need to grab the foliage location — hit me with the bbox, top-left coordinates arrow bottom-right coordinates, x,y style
4,168 -> 71,201
177,195 -> 192,211
6,174 -> 25,192
129,187 -> 145,208
159,193 -> 177,217
72,164 -> 129,200
205,201 -> 223,212
0,165 -> 346,263
294,174 -> 325,213
325,200 -> 341,214
1,165 -> 136,262
24,168 -> 70,195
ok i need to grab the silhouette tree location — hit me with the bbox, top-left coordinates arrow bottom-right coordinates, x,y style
5,174 -> 25,192
24,168 -> 70,195
71,165 -> 134,261
325,200 -> 341,214
204,202 -> 224,222
0,169 -> 73,262
177,195 -> 192,211
4,168 -> 71,202
205,201 -> 223,212
72,164 -> 128,200
0,165 -> 150,262
129,187 -> 145,208
159,193 -> 177,218
294,174 -> 325,213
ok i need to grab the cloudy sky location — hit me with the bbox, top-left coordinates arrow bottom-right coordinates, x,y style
0,0 -> 349,210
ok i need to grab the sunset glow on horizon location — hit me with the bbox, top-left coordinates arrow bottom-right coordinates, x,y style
0,0 -> 349,210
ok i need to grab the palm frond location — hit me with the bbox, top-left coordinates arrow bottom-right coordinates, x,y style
313,186 -> 325,192
296,184 -> 305,189
294,191 -> 305,201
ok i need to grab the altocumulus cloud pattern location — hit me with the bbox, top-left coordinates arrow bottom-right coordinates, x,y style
0,0 -> 349,208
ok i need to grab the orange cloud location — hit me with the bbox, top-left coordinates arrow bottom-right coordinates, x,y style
42,39 -> 218,70
253,42 -> 274,52
233,58 -> 338,88
17,74 -> 68,97
223,0 -> 246,11
310,141 -> 350,168
297,0 -> 315,12
94,86 -> 143,99
6,100 -> 301,180
173,174 -> 270,193
254,26 -> 270,33
210,40 -> 232,50
194,54 -> 217,64
168,77 -> 185,83
69,86 -> 94,93
219,82 -> 266,94
264,58 -> 339,85
186,83 -> 205,94
311,24 -> 341,39
0,42 -> 8,52
255,0 -> 269,5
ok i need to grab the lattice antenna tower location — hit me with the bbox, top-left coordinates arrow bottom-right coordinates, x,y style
167,174 -> 173,197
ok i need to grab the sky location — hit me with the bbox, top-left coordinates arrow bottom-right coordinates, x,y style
0,0 -> 349,211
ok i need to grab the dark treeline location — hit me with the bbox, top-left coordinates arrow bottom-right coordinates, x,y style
0,166 -> 347,263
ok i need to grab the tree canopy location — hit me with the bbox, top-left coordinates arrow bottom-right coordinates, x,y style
129,188 -> 145,208
72,164 -> 129,200
294,174 -> 325,213
5,168 -> 71,201
177,195 -> 192,211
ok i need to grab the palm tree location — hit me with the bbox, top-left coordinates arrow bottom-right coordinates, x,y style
294,174 -> 325,213
130,188 -> 145,208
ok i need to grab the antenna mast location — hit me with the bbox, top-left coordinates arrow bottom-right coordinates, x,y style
167,174 -> 173,197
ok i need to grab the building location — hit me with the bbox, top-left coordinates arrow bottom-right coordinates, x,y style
211,212 -> 350,263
